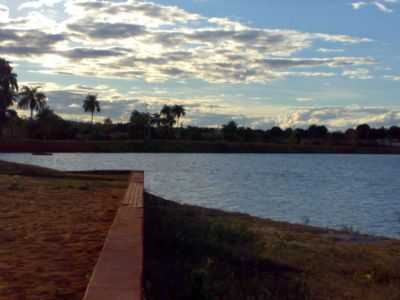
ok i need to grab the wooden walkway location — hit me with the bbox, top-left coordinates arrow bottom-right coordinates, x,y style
83,171 -> 144,300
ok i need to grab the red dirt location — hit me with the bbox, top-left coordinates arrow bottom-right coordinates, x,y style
0,161 -> 128,300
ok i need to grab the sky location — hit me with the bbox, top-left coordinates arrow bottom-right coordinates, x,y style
0,0 -> 399,129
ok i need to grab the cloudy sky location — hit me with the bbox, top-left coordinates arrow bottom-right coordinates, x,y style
0,0 -> 399,129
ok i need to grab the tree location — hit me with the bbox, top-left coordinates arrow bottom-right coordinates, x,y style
160,105 -> 176,128
36,107 -> 65,139
17,86 -> 47,120
83,94 -> 101,124
269,126 -> 284,139
222,120 -> 238,141
307,125 -> 328,139
104,118 -> 113,126
150,113 -> 162,128
172,105 -> 186,127
4,109 -> 19,137
129,110 -> 151,139
356,124 -> 371,139
389,126 -> 400,139
0,58 -> 18,137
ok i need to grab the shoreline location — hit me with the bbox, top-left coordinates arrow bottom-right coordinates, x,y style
1,139 -> 400,154
1,160 -> 400,299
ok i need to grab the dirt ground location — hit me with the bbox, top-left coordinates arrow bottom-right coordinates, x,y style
0,161 -> 128,300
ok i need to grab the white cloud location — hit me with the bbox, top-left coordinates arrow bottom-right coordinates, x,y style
13,80 -> 400,129
317,48 -> 345,53
352,2 -> 368,10
384,75 -> 400,81
342,68 -> 373,79
19,0 -> 64,10
351,0 -> 398,13
0,3 -> 9,19
279,106 -> 400,130
0,0 -> 375,84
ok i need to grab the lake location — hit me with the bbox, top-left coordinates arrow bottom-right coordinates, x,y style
1,153 -> 399,238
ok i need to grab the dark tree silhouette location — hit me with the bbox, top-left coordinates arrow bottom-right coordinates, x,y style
269,126 -> 284,139
356,124 -> 371,139
172,105 -> 186,127
83,94 -> 101,124
222,120 -> 238,141
160,105 -> 176,128
18,86 -> 47,120
389,126 -> 400,139
129,110 -> 151,139
0,58 -> 18,137
151,113 -> 162,128
307,125 -> 328,139
104,118 -> 113,126
36,107 -> 65,139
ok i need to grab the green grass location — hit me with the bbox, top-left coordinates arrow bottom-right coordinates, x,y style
144,194 -> 309,300
144,194 -> 400,300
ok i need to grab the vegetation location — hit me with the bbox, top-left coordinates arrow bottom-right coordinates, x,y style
83,94 -> 101,124
17,86 -> 47,120
145,193 -> 400,300
1,57 -> 400,152
0,58 -> 18,137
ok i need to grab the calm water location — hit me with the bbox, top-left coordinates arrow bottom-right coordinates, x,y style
1,153 -> 400,238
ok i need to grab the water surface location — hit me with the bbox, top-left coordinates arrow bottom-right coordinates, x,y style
1,153 -> 399,238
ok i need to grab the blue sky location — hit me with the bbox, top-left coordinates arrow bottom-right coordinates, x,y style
0,0 -> 399,129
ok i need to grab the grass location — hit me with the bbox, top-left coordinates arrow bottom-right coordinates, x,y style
144,194 -> 400,300
2,159 -> 400,300
0,163 -> 128,300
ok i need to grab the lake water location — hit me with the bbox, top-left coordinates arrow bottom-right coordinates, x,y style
1,153 -> 399,238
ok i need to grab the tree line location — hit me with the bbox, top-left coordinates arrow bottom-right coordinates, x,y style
1,57 -> 400,145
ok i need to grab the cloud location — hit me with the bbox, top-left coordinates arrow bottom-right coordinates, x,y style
14,80 -> 400,130
384,75 -> 400,81
19,0 -> 64,10
0,27 -> 66,57
342,68 -> 373,79
351,0 -> 398,13
317,48 -> 345,53
0,0 -> 375,84
279,106 -> 400,130
0,4 -> 9,20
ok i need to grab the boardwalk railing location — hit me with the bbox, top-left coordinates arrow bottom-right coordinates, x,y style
83,171 -> 144,300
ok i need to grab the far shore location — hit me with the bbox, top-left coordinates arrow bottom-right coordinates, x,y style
1,139 -> 400,154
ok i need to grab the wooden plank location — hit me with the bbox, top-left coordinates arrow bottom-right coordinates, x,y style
83,171 -> 144,300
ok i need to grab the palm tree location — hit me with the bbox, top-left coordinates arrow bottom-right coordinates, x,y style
150,113 -> 162,128
172,105 -> 186,127
83,94 -> 101,124
0,58 -> 18,137
17,86 -> 47,120
160,105 -> 176,128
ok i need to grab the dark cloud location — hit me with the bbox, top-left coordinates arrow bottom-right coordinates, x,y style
68,21 -> 146,39
63,47 -> 128,60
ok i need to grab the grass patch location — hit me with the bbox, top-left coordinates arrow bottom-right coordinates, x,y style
144,194 -> 309,300
144,194 -> 400,300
